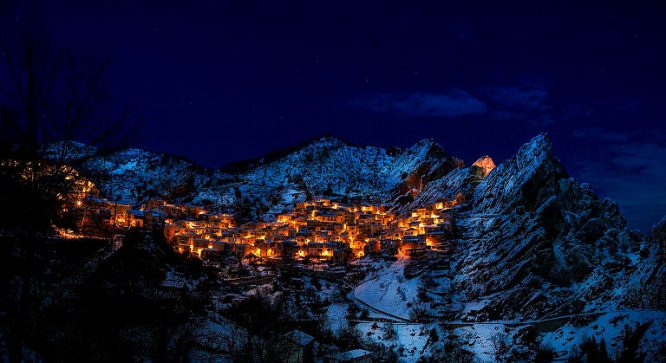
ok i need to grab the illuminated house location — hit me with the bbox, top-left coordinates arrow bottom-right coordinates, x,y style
109,200 -> 132,227
128,210 -> 144,227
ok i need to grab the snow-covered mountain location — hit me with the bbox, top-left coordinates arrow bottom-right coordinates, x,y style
48,137 -> 460,219
381,134 -> 666,360
41,134 -> 666,360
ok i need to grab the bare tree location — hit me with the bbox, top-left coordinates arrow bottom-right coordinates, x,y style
0,12 -> 141,362
1,12 -> 141,160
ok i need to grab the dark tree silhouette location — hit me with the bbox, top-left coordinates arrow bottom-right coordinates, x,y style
0,13 -> 142,362
0,13 -> 141,160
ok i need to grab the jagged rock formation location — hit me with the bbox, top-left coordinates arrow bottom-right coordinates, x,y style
652,216 -> 666,250
643,216 -> 666,308
396,134 -> 661,330
449,135 -> 634,318
470,155 -> 495,178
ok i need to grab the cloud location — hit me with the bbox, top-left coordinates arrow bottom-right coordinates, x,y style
484,84 -> 555,126
571,129 -> 666,231
571,127 -> 628,143
359,90 -> 487,118
354,82 -> 566,128
486,85 -> 550,112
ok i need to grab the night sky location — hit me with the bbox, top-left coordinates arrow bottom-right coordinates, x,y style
2,1 -> 666,231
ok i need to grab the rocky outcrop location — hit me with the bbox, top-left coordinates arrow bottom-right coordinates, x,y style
434,134 -> 648,320
470,155 -> 495,178
652,215 -> 666,248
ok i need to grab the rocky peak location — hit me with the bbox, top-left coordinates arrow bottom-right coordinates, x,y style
652,215 -> 666,237
471,133 -> 565,213
446,133 -> 657,321
470,155 -> 495,178
408,138 -> 447,159
305,136 -> 347,149
515,133 -> 553,167
651,215 -> 666,249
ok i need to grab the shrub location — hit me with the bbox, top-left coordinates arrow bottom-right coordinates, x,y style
569,335 -> 611,363
617,322 -> 651,363
429,328 -> 439,343
491,332 -> 510,362
409,307 -> 428,321
534,343 -> 556,363
382,323 -> 397,340
417,286 -> 432,302
335,326 -> 361,350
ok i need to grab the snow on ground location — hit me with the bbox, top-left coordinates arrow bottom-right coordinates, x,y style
161,269 -> 200,289
446,309 -> 666,362
354,258 -> 420,320
355,321 -> 432,362
454,323 -> 515,362
541,310 -> 666,360
326,303 -> 349,334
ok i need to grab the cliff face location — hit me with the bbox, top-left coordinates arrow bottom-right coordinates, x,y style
393,134 -> 663,322
448,135 -> 639,318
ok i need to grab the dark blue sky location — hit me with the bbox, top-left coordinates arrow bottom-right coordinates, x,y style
2,0 -> 666,231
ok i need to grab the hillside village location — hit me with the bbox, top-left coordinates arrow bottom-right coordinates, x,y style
3,134 -> 666,362
73,188 -> 463,264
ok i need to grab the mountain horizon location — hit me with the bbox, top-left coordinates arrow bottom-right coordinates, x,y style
2,2 -> 664,361
45,132 -> 664,232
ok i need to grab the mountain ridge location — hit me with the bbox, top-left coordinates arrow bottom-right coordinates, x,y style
37,134 -> 666,361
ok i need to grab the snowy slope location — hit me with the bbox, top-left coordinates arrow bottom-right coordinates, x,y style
420,134 -> 665,361
42,134 -> 666,361
348,134 -> 665,361
46,137 -> 460,218
449,134 -> 644,318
